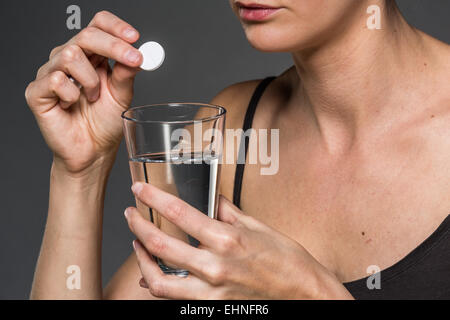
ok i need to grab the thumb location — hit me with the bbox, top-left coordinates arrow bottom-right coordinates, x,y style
217,195 -> 246,226
109,61 -> 141,108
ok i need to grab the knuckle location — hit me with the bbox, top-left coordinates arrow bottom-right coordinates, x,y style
127,211 -> 139,228
61,45 -> 83,63
218,230 -> 241,253
145,234 -> 165,255
166,201 -> 186,222
93,10 -> 110,23
49,46 -> 62,59
205,262 -> 227,285
24,82 -> 34,105
36,61 -> 51,80
36,65 -> 45,78
78,27 -> 96,44
149,280 -> 166,298
49,72 -> 66,90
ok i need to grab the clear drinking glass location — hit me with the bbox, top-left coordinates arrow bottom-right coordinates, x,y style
122,103 -> 226,276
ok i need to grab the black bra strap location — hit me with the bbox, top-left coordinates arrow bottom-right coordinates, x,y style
232,76 -> 276,209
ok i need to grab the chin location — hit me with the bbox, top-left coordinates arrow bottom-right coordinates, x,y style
243,23 -> 317,53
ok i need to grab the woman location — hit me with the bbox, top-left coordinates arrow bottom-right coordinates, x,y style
25,0 -> 450,299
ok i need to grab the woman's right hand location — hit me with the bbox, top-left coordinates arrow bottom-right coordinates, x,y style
25,11 -> 143,176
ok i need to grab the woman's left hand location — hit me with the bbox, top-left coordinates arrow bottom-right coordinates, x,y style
125,182 -> 353,300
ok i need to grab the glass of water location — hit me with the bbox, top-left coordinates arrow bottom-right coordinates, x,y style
122,103 -> 226,276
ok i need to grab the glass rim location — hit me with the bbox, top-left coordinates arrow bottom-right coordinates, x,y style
121,102 -> 226,124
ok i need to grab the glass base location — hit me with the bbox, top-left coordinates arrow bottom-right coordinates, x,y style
157,259 -> 189,277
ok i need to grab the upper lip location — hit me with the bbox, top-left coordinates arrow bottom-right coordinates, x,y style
235,1 -> 279,9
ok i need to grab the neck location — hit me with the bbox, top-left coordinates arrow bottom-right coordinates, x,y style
291,1 -> 431,154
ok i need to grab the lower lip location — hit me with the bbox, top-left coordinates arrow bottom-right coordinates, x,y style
239,7 -> 280,21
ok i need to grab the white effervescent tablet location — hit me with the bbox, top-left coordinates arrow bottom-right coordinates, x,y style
138,41 -> 165,71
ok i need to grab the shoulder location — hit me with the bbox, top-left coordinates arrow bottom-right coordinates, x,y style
210,80 -> 264,199
210,68 -> 298,129
210,79 -> 263,129
211,71 -> 296,199
211,79 -> 263,102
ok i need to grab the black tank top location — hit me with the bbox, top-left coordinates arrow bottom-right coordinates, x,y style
232,77 -> 450,299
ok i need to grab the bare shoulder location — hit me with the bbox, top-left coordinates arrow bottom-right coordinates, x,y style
209,66 -> 298,128
210,80 -> 263,199
210,79 -> 263,129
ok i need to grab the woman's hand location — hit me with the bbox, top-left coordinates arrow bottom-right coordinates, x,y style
125,182 -> 353,300
25,11 -> 143,175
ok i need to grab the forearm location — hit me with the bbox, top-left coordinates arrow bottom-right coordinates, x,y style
30,156 -> 114,300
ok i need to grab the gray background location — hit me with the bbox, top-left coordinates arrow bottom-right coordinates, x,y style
0,0 -> 449,299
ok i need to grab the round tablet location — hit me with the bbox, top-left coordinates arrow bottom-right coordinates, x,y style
138,41 -> 165,71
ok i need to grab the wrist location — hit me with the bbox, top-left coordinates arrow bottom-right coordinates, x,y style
47,154 -> 115,238
52,152 -> 116,186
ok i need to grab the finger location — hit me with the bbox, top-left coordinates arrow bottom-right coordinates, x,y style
41,51 -> 105,80
125,207 -> 214,277
109,61 -> 140,107
37,45 -> 100,102
217,195 -> 272,233
133,240 -> 212,299
48,11 -> 139,61
49,45 -> 64,60
70,26 -> 142,67
131,182 -> 226,246
25,71 -> 81,113
88,10 -> 140,44
217,195 -> 253,226
216,195 -> 241,225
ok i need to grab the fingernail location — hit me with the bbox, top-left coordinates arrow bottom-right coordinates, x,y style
131,182 -> 143,195
124,208 -> 130,219
139,278 -> 149,289
88,90 -> 100,102
123,28 -> 138,40
133,240 -> 140,251
125,49 -> 142,64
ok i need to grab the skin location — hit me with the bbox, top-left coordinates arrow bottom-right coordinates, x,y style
25,0 -> 450,299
